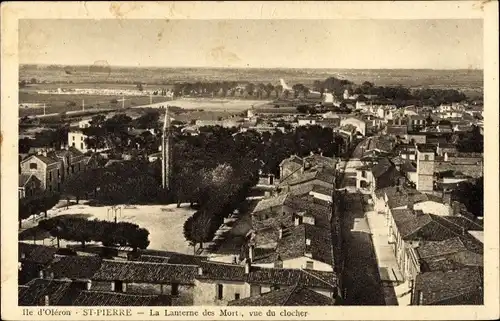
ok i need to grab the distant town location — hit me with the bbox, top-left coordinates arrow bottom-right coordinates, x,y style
18,70 -> 484,307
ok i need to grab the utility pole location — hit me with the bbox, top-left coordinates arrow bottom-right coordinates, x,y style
82,99 -> 85,112
43,103 -> 46,116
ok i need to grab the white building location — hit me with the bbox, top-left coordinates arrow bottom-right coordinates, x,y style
68,131 -> 89,153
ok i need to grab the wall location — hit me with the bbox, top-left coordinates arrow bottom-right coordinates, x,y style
406,171 -> 418,185
416,151 -> 435,192
282,257 -> 333,272
20,157 -> 48,190
356,169 -> 374,191
193,279 -> 250,306
340,118 -> 366,136
68,131 -> 88,153
309,191 -> 332,203
414,201 -> 450,216
435,162 -> 483,178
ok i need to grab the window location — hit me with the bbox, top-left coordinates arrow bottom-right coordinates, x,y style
71,165 -> 74,173
361,170 -> 367,178
57,169 -> 60,178
78,163 -> 81,171
80,142 -> 84,150
217,284 -> 223,300
306,261 -> 314,270
424,155 -> 429,161
171,283 -> 179,296
29,163 -> 37,169
49,172 -> 52,181
72,143 -> 75,147
234,293 -> 240,300
72,136 -> 75,141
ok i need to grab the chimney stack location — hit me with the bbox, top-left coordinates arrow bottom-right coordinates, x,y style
248,245 -> 254,262
197,266 -> 203,276
44,295 -> 50,306
86,280 -> 92,291
294,216 -> 300,226
278,228 -> 283,239
244,259 -> 251,274
408,198 -> 414,211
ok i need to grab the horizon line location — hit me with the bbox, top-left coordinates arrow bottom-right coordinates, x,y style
19,63 -> 484,72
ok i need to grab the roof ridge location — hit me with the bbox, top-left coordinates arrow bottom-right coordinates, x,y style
299,268 -> 335,288
283,283 -> 300,305
102,259 -> 198,268
81,290 -> 161,298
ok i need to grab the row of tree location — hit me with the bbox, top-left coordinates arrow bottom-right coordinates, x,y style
19,193 -> 60,228
38,216 -> 150,250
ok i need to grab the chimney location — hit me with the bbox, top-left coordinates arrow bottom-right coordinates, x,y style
197,266 -> 203,276
294,216 -> 301,226
408,198 -> 414,211
306,238 -> 311,246
248,245 -> 254,262
278,228 -> 283,239
274,255 -> 283,269
39,270 -> 44,279
86,280 -> 92,291
244,259 -> 251,274
111,281 -> 116,292
44,295 -> 50,306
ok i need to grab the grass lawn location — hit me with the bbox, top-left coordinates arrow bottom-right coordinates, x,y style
19,203 -> 196,254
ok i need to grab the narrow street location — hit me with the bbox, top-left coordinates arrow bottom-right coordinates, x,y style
339,138 -> 386,305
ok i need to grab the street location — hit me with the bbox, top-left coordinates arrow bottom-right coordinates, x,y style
339,138 -> 386,305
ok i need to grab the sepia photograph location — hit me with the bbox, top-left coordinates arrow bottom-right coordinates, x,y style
1,1 -> 499,320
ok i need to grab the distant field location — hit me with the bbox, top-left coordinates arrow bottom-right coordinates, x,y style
20,64 -> 483,90
18,91 -> 172,117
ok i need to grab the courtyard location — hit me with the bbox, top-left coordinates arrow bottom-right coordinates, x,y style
19,202 -> 196,254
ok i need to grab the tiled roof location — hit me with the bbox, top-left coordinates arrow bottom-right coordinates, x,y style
252,193 -> 290,214
416,235 -> 483,272
276,224 -> 333,265
391,210 -> 457,241
413,267 -> 483,305
19,174 -> 37,187
228,285 -> 336,306
279,155 -> 303,166
303,154 -> 336,168
134,255 -> 171,263
400,160 -> 417,173
43,255 -> 102,280
385,187 -> 429,209
92,260 -> 198,284
197,261 -> 248,282
311,184 -> 333,196
196,262 -> 337,290
134,251 -> 208,266
284,195 -> 331,228
19,243 -> 58,265
247,267 -> 337,289
24,154 -> 60,165
72,291 -> 171,306
371,158 -> 394,178
386,126 -> 408,136
19,279 -> 77,306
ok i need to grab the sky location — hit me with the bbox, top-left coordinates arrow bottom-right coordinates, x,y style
19,19 -> 483,69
